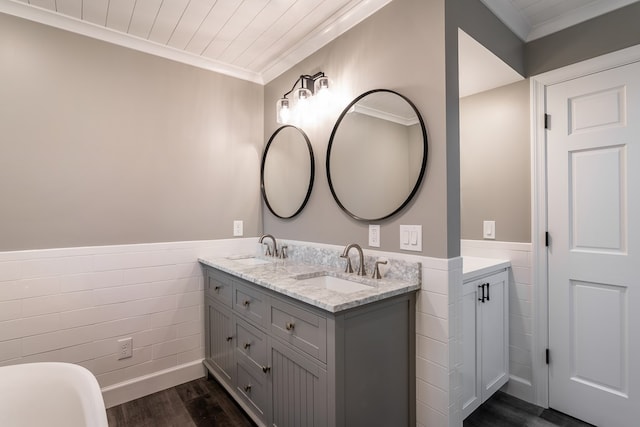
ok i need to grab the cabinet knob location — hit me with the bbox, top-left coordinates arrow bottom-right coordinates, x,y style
262,366 -> 271,374
214,286 -> 221,292
226,336 -> 233,342
244,342 -> 251,349
243,300 -> 250,307
244,384 -> 252,393
285,322 -> 295,331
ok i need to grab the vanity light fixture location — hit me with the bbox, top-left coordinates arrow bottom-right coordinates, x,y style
276,71 -> 329,125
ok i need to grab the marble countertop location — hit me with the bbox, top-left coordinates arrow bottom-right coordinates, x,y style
462,256 -> 511,281
198,255 -> 421,313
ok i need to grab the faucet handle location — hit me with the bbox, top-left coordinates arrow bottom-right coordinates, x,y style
279,245 -> 288,259
340,254 -> 354,273
372,260 -> 388,279
263,243 -> 272,257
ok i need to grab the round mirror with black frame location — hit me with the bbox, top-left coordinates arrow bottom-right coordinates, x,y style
261,125 -> 315,219
326,89 -> 428,221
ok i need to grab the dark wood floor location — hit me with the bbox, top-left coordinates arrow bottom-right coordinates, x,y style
464,391 -> 595,427
107,377 -> 256,427
108,377 -> 593,427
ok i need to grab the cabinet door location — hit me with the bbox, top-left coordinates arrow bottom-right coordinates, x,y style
480,270 -> 509,399
462,281 -> 482,418
269,340 -> 327,427
207,298 -> 235,384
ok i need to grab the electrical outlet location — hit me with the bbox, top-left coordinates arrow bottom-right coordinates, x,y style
233,220 -> 243,237
118,337 -> 133,360
369,225 -> 380,247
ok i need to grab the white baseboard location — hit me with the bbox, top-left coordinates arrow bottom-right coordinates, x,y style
102,359 -> 206,408
502,375 -> 534,404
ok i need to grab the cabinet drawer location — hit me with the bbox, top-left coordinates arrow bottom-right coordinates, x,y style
234,282 -> 268,327
205,270 -> 233,307
270,298 -> 327,363
236,318 -> 268,368
236,355 -> 268,422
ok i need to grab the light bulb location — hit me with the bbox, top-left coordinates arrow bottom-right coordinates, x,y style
276,98 -> 290,124
294,88 -> 312,120
314,76 -> 329,96
314,76 -> 330,111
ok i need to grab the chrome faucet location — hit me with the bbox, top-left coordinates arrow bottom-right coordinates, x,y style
259,234 -> 278,257
341,243 -> 366,276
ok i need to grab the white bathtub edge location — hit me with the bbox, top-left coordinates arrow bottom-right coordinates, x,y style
101,359 -> 206,408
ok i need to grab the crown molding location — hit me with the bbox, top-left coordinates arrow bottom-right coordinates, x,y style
0,0 -> 263,84
259,0 -> 392,84
1,0 -> 392,85
480,0 -> 640,43
479,0 -> 531,41
526,0 -> 640,41
351,103 -> 419,126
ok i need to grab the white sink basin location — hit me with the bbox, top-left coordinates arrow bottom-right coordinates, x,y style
298,275 -> 373,294
0,362 -> 108,427
229,256 -> 272,266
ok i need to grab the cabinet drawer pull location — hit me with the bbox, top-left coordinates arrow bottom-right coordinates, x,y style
226,336 -> 233,342
285,322 -> 295,331
262,366 -> 271,374
244,384 -> 252,393
477,283 -> 491,303
244,342 -> 251,349
243,300 -> 250,307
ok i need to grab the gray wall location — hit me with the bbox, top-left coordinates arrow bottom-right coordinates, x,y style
0,13 -> 264,251
526,2 -> 640,76
263,0 -> 451,258
448,0 -> 525,76
262,0 -> 525,258
460,80 -> 531,242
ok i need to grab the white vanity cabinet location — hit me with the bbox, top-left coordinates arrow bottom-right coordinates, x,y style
461,261 -> 510,419
203,265 -> 416,427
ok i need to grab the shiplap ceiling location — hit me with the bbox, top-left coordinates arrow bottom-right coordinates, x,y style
0,0 -> 391,83
2,0 -> 637,85
480,0 -> 640,41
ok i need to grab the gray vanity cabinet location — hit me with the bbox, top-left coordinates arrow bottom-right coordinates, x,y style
202,266 -> 416,427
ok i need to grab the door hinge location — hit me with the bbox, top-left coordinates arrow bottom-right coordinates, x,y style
546,348 -> 550,365
544,114 -> 551,129
545,231 -> 550,247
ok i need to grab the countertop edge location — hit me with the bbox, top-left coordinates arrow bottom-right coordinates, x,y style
199,257 -> 420,314
462,256 -> 511,281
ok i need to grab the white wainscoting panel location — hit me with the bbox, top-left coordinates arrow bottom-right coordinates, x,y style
0,238 -> 257,407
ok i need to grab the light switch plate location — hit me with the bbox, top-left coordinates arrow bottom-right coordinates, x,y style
233,220 -> 243,237
483,220 -> 495,239
400,225 -> 422,251
369,225 -> 380,247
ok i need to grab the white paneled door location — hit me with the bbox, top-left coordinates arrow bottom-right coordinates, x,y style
547,60 -> 640,426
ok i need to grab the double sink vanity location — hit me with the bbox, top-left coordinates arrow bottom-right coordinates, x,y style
199,240 -> 420,427
209,87 -> 511,426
